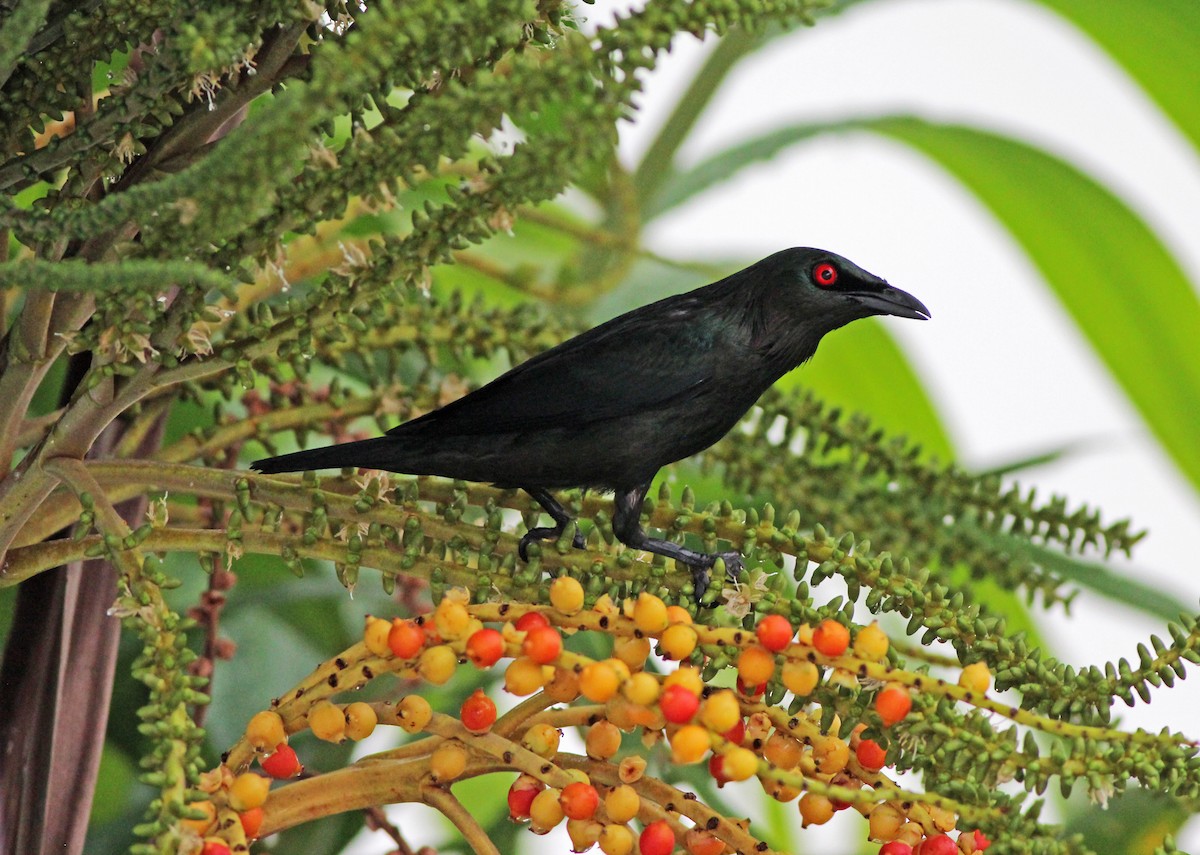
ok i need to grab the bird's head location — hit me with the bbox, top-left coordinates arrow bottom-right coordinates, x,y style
734,247 -> 929,364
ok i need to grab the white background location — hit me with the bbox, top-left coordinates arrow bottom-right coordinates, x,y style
353,1 -> 1200,851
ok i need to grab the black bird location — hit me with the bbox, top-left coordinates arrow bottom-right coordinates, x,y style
251,248 -> 929,600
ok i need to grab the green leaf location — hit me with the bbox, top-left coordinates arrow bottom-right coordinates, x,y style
1034,0 -> 1200,154
866,117 -> 1200,496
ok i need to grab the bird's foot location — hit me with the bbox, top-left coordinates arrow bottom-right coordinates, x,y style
687,551 -> 744,607
518,524 -> 586,561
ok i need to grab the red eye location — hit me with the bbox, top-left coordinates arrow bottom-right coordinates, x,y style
813,263 -> 838,287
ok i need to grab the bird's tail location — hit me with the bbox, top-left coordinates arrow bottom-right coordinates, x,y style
250,437 -> 401,474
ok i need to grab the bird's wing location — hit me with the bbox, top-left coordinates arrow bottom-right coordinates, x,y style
391,299 -> 722,437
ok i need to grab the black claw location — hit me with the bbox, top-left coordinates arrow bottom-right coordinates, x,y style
690,564 -> 710,606
572,530 -> 586,549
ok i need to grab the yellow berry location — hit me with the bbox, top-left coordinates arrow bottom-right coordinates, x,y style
618,755 -> 646,783
522,723 -> 562,758
434,599 -> 472,641
659,623 -> 698,660
781,660 -> 820,696
568,818 -> 603,852
418,644 -> 458,685
344,702 -> 377,741
245,710 -> 286,752
586,719 -> 622,760
868,803 -> 905,842
665,605 -> 693,625
604,784 -> 640,823
505,656 -> 549,696
699,689 -> 741,734
959,661 -> 992,695
721,745 -> 759,781
363,616 -> 393,657
544,666 -> 581,703
633,593 -> 669,634
811,733 -> 851,775
430,741 -> 469,782
622,671 -> 661,707
580,661 -> 621,702
530,787 -> 565,833
228,772 -> 270,811
308,701 -> 346,743
670,724 -> 711,764
613,636 -> 652,670
550,576 -> 585,614
737,644 -> 776,686
662,665 -> 703,696
397,695 -> 433,733
598,823 -> 634,855
853,621 -> 889,661
180,799 -> 217,835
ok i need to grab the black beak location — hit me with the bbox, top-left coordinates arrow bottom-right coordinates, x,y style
849,284 -> 931,320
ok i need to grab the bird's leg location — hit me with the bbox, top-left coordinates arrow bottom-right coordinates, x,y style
519,487 -> 587,560
611,481 -> 743,604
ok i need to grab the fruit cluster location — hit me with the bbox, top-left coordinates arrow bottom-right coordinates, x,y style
186,581 -> 992,854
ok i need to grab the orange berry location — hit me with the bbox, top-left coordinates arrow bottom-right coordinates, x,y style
550,576 -> 585,614
228,772 -> 270,811
586,719 -> 622,760
460,688 -> 497,733
397,695 -> 432,733
781,660 -> 820,696
387,619 -> 426,659
505,656 -> 548,695
856,738 -> 887,771
618,755 -> 646,783
736,644 -> 775,686
561,781 -> 600,820
622,671 -> 661,707
798,792 -> 835,827
670,724 -> 711,764
430,741 -> 469,782
613,636 -> 652,670
604,784 -> 640,823
580,660 -> 621,702
308,701 -> 346,743
418,644 -> 457,685
959,662 -> 992,695
811,733 -> 850,774
200,841 -> 232,855
763,732 -> 802,769
345,702 -> 378,741
181,799 -> 217,835
685,829 -> 726,855
466,627 -> 505,668
852,621 -> 889,661
245,710 -> 286,752
876,684 -> 913,727
665,605 -> 693,624
755,614 -> 793,651
239,805 -> 264,839
812,619 -> 850,657
522,624 -> 564,664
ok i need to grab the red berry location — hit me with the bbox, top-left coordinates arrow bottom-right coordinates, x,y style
879,843 -> 913,855
260,743 -> 302,779
876,685 -> 913,727
560,781 -> 600,820
522,624 -> 563,665
755,614 -> 793,652
507,775 -> 542,820
239,806 -> 264,839
708,753 -> 730,786
387,620 -> 426,659
466,627 -> 505,668
659,684 -> 700,724
201,843 -> 232,855
964,830 -> 992,851
723,718 -> 746,745
855,738 -> 887,771
460,689 -> 497,733
514,611 -> 550,632
915,834 -> 957,855
735,675 -> 766,697
639,819 -> 675,855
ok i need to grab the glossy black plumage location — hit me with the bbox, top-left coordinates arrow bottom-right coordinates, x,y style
251,247 -> 930,600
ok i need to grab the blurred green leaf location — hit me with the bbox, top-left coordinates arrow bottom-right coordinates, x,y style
1034,0 -> 1200,153
867,117 -> 1200,496
1063,787 -> 1188,854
